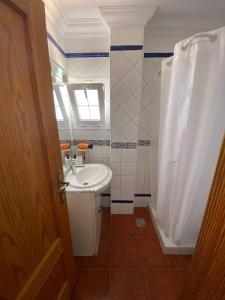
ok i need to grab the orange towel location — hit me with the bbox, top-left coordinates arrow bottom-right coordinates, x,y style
77,143 -> 88,150
60,143 -> 71,150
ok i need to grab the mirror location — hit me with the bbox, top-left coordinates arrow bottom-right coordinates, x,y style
50,58 -> 110,170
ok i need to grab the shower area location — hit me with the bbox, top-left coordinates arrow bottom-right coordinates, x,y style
149,26 -> 225,253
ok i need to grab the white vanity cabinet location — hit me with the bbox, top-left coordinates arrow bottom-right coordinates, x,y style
66,191 -> 102,256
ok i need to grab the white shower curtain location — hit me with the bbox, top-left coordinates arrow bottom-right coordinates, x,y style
156,27 -> 225,245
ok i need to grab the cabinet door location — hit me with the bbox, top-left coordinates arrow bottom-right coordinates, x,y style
94,194 -> 102,254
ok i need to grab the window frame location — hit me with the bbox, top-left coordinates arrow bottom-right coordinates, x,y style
67,83 -> 105,127
53,84 -> 69,127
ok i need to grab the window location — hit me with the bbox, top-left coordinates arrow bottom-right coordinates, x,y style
67,83 -> 105,126
53,90 -> 64,121
53,85 -> 69,127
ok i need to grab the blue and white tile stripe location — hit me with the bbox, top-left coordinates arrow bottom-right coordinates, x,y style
110,45 -> 143,51
47,32 -> 174,59
102,193 -> 151,198
60,140 -> 151,148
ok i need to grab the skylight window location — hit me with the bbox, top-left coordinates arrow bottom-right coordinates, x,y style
67,83 -> 105,126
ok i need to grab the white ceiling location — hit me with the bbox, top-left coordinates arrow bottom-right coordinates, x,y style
54,0 -> 225,21
44,0 -> 225,39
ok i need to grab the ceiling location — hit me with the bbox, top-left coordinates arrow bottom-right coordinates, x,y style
44,0 -> 225,38
53,0 -> 225,21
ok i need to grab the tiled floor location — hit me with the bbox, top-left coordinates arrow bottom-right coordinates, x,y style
73,208 -> 192,300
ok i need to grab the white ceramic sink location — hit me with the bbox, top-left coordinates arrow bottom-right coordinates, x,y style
66,164 -> 112,192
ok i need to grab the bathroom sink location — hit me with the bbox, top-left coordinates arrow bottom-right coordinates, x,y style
66,164 -> 112,192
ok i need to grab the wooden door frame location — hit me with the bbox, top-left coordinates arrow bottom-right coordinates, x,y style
181,135 -> 225,299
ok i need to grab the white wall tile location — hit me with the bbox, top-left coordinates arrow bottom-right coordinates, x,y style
134,197 -> 143,207
102,147 -> 110,159
110,49 -> 152,213
111,189 -> 120,200
121,149 -> 137,163
120,189 -> 134,200
89,146 -> 102,159
111,163 -> 121,175
111,52 -> 132,79
121,163 -> 136,176
111,149 -> 122,163
111,176 -> 121,189
119,203 -> 134,214
121,176 -> 135,188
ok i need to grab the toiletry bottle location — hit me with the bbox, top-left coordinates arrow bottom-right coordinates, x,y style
71,155 -> 76,174
65,154 -> 71,168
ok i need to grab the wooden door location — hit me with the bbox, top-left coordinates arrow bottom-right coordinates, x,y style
0,0 -> 76,299
180,135 -> 225,299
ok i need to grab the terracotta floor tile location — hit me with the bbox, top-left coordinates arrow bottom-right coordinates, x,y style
178,268 -> 191,284
109,270 -> 149,300
73,270 -> 109,300
138,238 -> 175,268
73,212 -> 188,299
102,207 -> 111,218
134,208 -> 150,218
102,217 -> 111,237
133,217 -> 157,237
111,215 -> 135,237
77,239 -> 110,269
147,269 -> 183,300
172,255 -> 192,269
110,238 -> 142,269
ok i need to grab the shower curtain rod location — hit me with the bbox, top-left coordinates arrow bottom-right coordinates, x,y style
181,33 -> 217,51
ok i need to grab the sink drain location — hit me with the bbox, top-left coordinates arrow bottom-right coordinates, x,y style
135,218 -> 146,228
82,182 -> 89,185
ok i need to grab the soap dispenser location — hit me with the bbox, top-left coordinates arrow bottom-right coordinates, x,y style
65,154 -> 71,168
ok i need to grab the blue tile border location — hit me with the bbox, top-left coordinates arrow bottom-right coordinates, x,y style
135,193 -> 151,197
66,52 -> 109,58
102,193 -> 151,198
101,193 -> 111,197
112,200 -> 133,203
138,140 -> 150,146
47,33 -> 65,57
47,32 -> 109,58
47,34 -> 173,59
144,52 -> 173,58
111,45 -> 143,51
111,142 -> 137,149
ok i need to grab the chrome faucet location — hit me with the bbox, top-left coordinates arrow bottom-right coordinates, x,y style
70,158 -> 76,174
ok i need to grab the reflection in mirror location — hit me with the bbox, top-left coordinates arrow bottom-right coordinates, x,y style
50,59 -> 74,169
50,58 -> 110,173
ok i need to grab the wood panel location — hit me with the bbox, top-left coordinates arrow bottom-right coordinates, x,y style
0,2 -> 58,298
35,251 -> 66,300
16,240 -> 63,300
181,135 -> 225,299
57,282 -> 70,300
27,0 -> 77,291
0,0 -> 76,299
